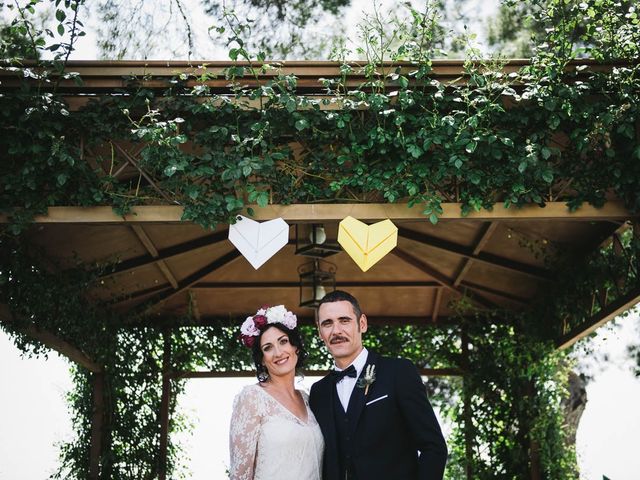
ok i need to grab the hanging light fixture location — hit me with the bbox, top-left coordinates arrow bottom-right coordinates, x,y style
295,224 -> 341,258
298,259 -> 337,308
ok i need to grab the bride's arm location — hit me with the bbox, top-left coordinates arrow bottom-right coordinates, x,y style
229,387 -> 261,480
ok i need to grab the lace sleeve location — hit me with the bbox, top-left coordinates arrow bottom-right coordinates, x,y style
229,386 -> 262,480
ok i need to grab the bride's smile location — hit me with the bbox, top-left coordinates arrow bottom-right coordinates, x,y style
260,327 -> 299,377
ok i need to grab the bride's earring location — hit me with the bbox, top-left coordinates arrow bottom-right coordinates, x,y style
257,364 -> 269,382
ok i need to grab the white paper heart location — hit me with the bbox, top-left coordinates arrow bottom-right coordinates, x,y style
228,215 -> 290,269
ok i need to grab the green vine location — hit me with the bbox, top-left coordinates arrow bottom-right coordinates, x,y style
1,1 -> 640,478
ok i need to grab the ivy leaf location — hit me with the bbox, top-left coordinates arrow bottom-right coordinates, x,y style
285,97 -> 297,113
518,161 -> 527,173
465,141 -> 477,154
56,173 -> 68,186
185,185 -> 200,200
256,191 -> 269,207
164,165 -> 178,177
407,144 -> 423,158
294,119 -> 309,131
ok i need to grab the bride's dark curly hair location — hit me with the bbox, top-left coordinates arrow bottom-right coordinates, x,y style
251,323 -> 307,382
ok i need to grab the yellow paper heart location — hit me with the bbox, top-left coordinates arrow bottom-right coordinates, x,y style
337,216 -> 398,272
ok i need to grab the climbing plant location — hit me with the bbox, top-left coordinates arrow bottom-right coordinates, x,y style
1,0 -> 640,478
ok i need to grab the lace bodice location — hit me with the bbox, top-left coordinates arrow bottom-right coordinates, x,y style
229,384 -> 324,480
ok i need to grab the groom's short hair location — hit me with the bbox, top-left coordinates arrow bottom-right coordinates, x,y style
318,290 -> 362,320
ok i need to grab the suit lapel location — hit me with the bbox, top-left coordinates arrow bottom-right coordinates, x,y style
347,350 -> 379,435
317,375 -> 337,438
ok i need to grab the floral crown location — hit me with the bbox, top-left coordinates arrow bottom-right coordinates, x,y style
240,305 -> 298,348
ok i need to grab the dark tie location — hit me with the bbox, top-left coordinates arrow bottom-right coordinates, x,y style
332,365 -> 357,382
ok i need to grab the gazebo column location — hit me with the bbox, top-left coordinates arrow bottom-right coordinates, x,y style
461,330 -> 473,480
159,331 -> 172,480
527,381 -> 542,480
89,371 -> 105,480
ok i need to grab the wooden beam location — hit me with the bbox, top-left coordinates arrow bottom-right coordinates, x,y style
158,333 -> 171,480
392,248 -> 497,309
432,288 -> 443,323
0,201 -> 634,224
556,287 -> 640,350
398,226 -> 551,282
0,303 -> 12,323
110,284 -> 173,307
133,315 -> 456,327
169,367 -> 463,379
459,280 -> 529,306
0,59 -> 623,95
130,225 -> 179,289
0,304 -> 102,372
136,250 -> 242,315
111,142 -> 174,203
98,229 -> 229,279
191,281 -> 441,289
453,221 -> 500,287
89,372 -> 105,480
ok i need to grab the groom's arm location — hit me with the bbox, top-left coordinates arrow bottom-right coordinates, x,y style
395,358 -> 448,480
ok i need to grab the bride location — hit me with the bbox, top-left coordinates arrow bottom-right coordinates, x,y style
229,305 -> 324,480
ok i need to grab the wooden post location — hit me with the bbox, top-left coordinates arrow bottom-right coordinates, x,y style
461,330 -> 473,480
634,221 -> 640,278
158,332 -> 171,480
527,381 -> 542,480
89,372 -> 105,480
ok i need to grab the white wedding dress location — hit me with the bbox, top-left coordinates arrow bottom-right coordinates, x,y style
229,384 -> 324,480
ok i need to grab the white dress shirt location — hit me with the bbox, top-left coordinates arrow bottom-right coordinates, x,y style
334,347 -> 369,412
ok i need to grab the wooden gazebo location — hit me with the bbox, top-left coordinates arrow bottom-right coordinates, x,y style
1,60 -> 639,479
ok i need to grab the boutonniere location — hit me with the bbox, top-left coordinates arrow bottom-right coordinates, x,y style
357,364 -> 376,395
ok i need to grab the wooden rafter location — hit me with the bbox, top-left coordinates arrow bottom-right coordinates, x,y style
130,225 -> 179,289
0,59 -> 621,97
99,229 -> 229,279
432,288 -> 443,323
136,250 -> 241,315
0,201 -> 634,224
453,221 -> 500,287
398,225 -> 550,282
111,142 -> 173,203
458,280 -> 529,306
0,304 -> 102,372
140,314 -> 455,327
392,248 -> 497,309
191,281 -> 441,289
556,286 -> 640,350
110,284 -> 172,307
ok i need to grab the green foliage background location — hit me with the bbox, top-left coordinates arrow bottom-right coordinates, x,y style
1,0 -> 640,478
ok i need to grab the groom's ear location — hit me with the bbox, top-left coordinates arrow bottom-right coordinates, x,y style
359,313 -> 368,333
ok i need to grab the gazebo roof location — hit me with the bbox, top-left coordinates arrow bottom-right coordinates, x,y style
1,60 -> 638,352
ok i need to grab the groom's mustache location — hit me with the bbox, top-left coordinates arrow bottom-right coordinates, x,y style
330,335 -> 348,344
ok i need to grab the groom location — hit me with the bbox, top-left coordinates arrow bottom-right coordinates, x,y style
309,290 -> 447,480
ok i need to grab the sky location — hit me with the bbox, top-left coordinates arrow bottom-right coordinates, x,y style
1,309 -> 639,479
1,0 -> 498,61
